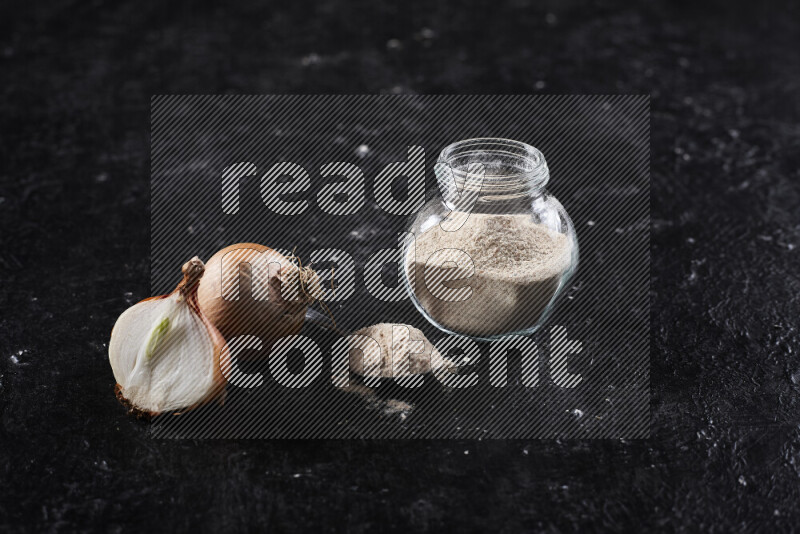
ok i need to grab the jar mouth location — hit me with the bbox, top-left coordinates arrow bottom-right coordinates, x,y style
437,138 -> 549,199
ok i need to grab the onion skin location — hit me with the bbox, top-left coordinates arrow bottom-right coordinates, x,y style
114,383 -> 152,420
196,243 -> 320,348
111,257 -> 230,417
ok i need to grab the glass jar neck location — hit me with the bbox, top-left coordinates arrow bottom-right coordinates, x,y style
436,138 -> 549,207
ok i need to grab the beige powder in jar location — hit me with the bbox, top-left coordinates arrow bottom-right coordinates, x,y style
405,213 -> 573,338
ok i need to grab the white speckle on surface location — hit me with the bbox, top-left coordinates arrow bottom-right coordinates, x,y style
355,144 -> 370,158
301,53 -> 321,67
686,237 -> 695,244
464,450 -> 469,455
571,408 -> 584,418
738,475 -> 747,486
386,38 -> 402,50
10,355 -> 19,364
522,448 -> 529,456
95,172 -> 108,183
419,27 -> 435,39
729,129 -> 740,139
292,473 -> 302,478
587,220 -> 595,226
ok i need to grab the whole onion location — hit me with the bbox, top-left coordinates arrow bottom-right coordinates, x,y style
196,243 -> 322,347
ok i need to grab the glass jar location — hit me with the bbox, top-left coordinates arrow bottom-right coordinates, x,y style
402,138 -> 579,340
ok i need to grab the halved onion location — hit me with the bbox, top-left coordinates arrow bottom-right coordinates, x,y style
109,258 -> 229,416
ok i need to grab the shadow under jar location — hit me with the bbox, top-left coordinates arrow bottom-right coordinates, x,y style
403,138 -> 579,340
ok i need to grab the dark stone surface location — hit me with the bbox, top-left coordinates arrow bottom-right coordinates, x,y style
1,0 -> 799,531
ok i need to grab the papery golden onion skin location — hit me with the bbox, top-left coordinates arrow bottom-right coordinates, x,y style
196,243 -> 320,348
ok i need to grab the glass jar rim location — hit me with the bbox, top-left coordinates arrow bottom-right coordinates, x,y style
437,138 -> 550,197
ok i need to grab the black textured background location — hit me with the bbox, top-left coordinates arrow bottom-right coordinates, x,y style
1,0 -> 799,531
